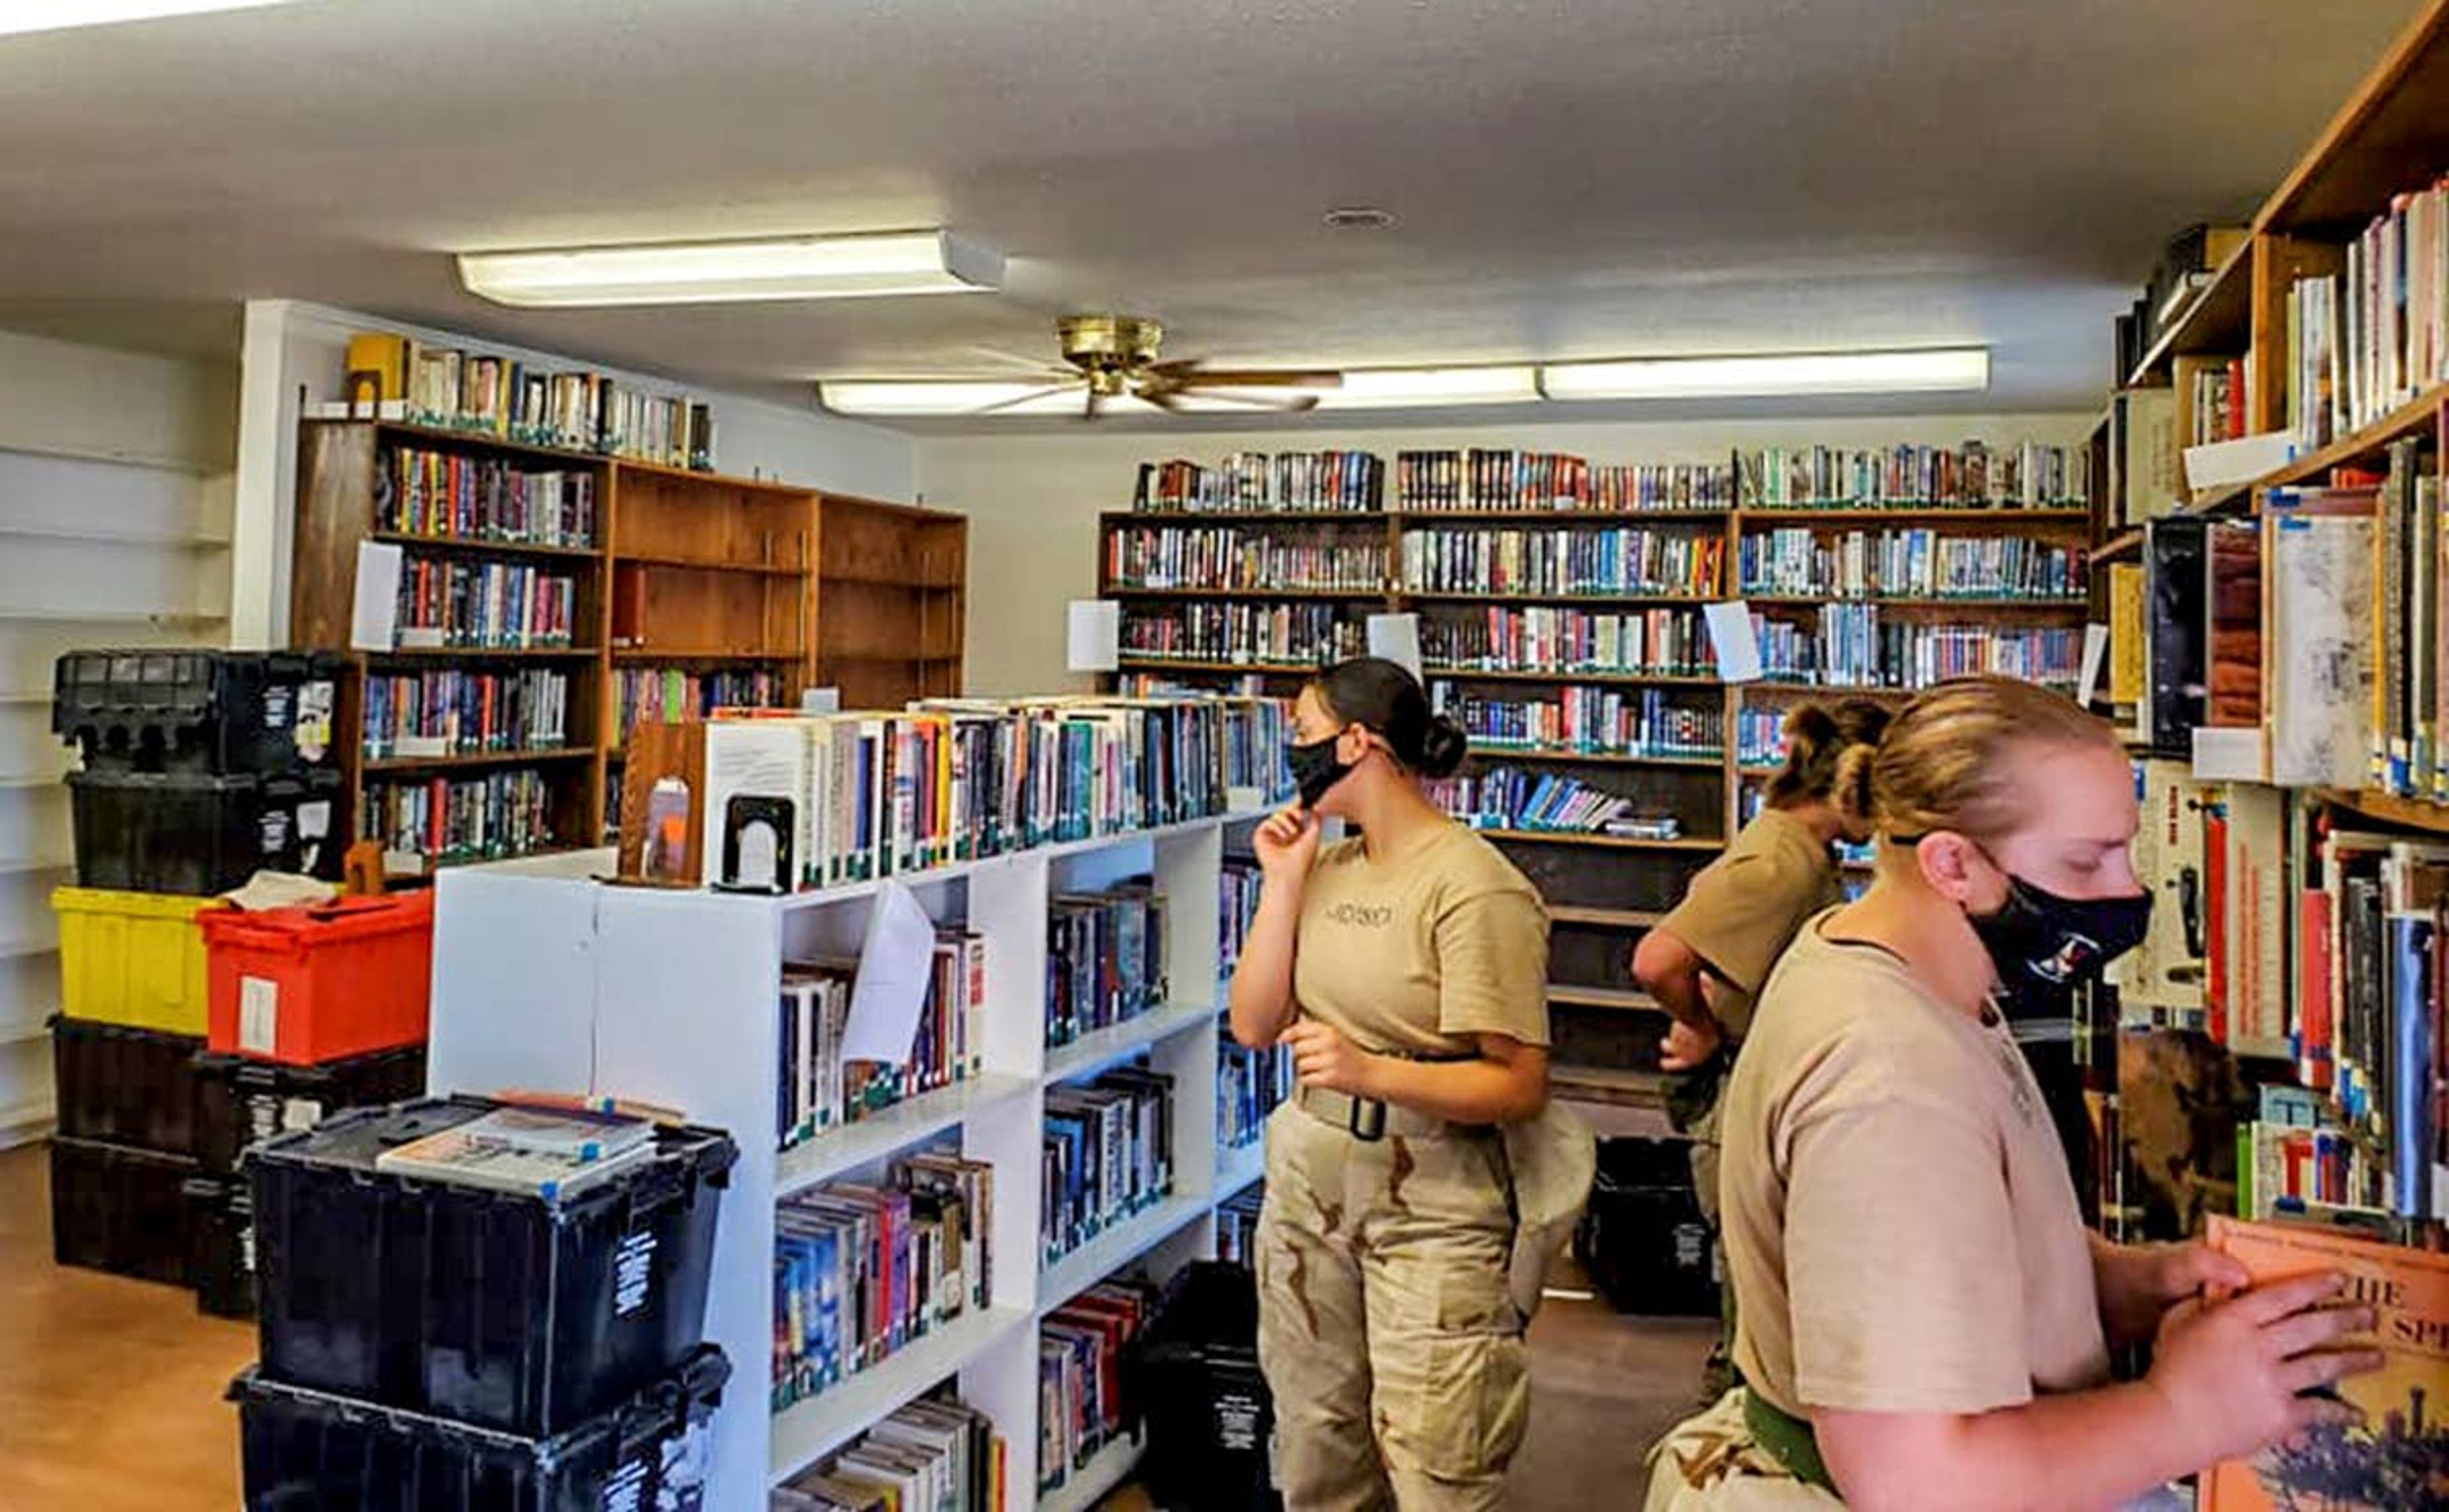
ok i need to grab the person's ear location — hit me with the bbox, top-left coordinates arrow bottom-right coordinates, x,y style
1915,832 -> 1998,908
1337,723 -> 1372,765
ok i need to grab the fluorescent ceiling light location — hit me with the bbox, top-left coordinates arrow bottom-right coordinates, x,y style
459,231 -> 1003,309
0,1 -> 293,35
1305,366 -> 1540,409
1540,348 -> 1990,400
820,381 -> 1082,417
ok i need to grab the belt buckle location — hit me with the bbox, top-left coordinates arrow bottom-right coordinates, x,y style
1348,1096 -> 1387,1142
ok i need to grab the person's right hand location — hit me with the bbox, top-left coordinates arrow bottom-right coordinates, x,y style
1658,1015 -> 1723,1073
1254,803 -> 1322,888
2145,1270 -> 2381,1467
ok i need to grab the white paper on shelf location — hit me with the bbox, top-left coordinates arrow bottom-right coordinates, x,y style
800,686 -> 841,714
1365,613 -> 1422,679
2190,724 -> 2267,782
1066,599 -> 1121,673
2182,430 -> 2297,494
841,879 -> 937,1063
2077,624 -> 2110,708
351,540 -> 403,651
1701,601 -> 1761,683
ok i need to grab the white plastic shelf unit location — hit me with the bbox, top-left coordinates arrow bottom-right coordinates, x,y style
429,812 -> 1267,1511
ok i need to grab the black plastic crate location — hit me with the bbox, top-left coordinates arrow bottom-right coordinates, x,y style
186,1175 -> 256,1319
1573,1136 -> 1719,1317
1137,1263 -> 1280,1512
251,1096 -> 738,1436
50,1134 -> 196,1286
53,649 -> 341,776
193,1044 -> 429,1177
68,767 -> 344,894
51,1014 -> 202,1156
232,1345 -> 728,1512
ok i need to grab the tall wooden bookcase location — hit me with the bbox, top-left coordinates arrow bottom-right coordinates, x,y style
291,418 -> 967,873
1099,485 -> 2092,1103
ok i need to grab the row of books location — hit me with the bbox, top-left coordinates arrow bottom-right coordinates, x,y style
1047,884 -> 1172,1048
772,1394 -> 1004,1512
1040,1279 -> 1159,1494
2189,358 -> 2248,447
2238,1085 -> 2385,1221
1418,605 -> 1717,680
773,1154 -> 996,1410
361,768 -> 559,868
1736,705 -> 1789,768
362,668 -> 571,760
1118,603 -> 1365,667
702,696 -> 1251,890
615,667 -> 784,747
1219,859 -> 1262,983
1737,529 -> 2085,602
1392,450 -> 1735,514
392,559 -> 580,649
777,937 -> 987,1154
1749,608 -> 2082,689
2368,439 -> 2445,800
1105,524 -> 1388,593
1734,441 -> 2088,510
1216,1183 -> 1265,1266
376,446 -> 599,548
1425,765 -> 1651,836
338,330 -> 716,469
1217,1026 -> 1292,1154
1428,682 -> 1725,760
2283,173 -> 2449,451
1131,453 -> 1384,513
1399,526 -> 1726,598
1043,1069 -> 1175,1265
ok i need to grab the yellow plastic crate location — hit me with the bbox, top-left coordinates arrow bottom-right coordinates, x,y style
50,886 -> 217,1036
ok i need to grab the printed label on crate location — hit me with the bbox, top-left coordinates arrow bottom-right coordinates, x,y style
598,1453 -> 647,1512
239,977 -> 280,1055
295,681 -> 334,763
298,800 -> 331,839
612,1228 -> 657,1317
662,1418 -> 711,1507
1219,1387 -> 1265,1453
282,1096 -> 325,1134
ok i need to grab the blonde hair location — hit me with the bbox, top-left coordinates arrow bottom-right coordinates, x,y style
1833,676 -> 2117,845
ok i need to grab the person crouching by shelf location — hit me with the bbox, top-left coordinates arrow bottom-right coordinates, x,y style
1643,676 -> 2379,1511
1229,656 -> 1594,1512
1634,698 -> 1892,1404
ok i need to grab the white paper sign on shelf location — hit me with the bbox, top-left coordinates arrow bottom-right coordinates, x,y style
351,540 -> 404,651
1701,601 -> 1761,684
1365,613 -> 1422,679
2077,624 -> 2110,708
1066,599 -> 1121,673
840,879 -> 939,1064
800,686 -> 841,714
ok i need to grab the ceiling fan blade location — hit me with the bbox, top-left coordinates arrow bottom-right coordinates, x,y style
1137,387 -> 1187,413
971,383 -> 1080,415
1170,368 -> 1344,390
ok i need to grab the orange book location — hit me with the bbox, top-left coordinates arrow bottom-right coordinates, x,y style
2202,1215 -> 2449,1510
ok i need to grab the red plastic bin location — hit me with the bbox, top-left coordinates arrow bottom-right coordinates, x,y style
201,892 -> 434,1066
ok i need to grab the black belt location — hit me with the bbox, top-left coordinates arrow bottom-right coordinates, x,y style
1291,1047 -> 1480,1142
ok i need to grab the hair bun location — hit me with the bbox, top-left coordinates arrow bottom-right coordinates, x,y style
1781,704 -> 1838,761
1832,743 -> 1879,834
1418,714 -> 1469,779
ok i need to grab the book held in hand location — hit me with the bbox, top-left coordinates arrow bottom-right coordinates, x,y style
372,1106 -> 656,1198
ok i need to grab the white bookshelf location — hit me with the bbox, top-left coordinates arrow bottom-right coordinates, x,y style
429,811 -> 1274,1511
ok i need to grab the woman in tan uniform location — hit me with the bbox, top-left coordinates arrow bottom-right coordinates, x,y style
1635,699 -> 1892,1397
1645,677 -> 2378,1509
1229,656 -> 1555,1511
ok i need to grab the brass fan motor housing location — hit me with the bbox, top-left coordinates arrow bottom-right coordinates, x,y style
1057,314 -> 1165,397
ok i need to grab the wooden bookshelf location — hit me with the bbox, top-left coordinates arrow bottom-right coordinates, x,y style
291,418 -> 965,871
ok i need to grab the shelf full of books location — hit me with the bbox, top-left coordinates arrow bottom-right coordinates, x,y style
428,692 -> 1302,1508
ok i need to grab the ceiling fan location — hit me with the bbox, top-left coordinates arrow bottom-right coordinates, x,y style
967,315 -> 1344,418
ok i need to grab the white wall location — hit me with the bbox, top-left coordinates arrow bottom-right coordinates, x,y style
0,328 -> 238,1142
918,411 -> 2096,698
228,299 -> 920,647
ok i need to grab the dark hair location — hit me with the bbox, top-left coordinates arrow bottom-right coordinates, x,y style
1765,697 -> 1893,808
1309,657 -> 1467,779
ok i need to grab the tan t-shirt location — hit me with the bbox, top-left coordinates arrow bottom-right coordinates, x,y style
1655,808 -> 1841,1039
1723,917 -> 2109,1417
1291,823 -> 1551,1053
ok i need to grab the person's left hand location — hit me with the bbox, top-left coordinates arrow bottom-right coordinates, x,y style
2100,1239 -> 2253,1348
1280,1018 -> 1383,1099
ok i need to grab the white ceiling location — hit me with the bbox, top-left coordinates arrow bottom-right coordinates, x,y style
0,0 -> 2418,432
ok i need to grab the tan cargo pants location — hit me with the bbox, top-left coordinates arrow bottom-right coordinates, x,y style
1255,1095 -> 1529,1511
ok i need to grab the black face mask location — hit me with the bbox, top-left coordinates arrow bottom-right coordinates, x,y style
1288,734 -> 1355,810
1969,871 -> 2152,1018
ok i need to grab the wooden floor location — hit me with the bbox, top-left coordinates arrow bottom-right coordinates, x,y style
0,1141 -> 254,1512
0,1136 -> 1706,1512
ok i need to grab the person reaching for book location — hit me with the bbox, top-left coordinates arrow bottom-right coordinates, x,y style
1635,697 -> 1892,1401
1644,676 -> 2381,1511
1228,656 -> 1593,1512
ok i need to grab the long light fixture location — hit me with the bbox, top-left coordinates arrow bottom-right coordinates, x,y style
818,381 -> 1080,417
1305,366 -> 1540,409
459,231 -> 1004,309
0,0 -> 294,34
1540,348 -> 1990,400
